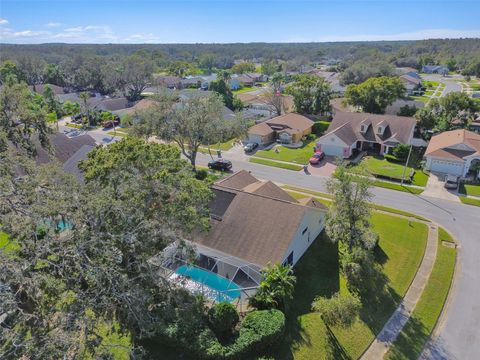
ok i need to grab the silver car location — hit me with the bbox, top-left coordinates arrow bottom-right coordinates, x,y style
444,175 -> 459,189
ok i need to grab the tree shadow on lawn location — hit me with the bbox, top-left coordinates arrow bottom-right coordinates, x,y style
273,232 -> 341,359
386,315 -> 430,360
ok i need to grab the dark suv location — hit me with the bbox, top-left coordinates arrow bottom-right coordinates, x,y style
208,159 -> 232,171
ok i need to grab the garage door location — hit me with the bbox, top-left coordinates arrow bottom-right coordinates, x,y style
430,159 -> 464,176
319,143 -> 345,158
248,134 -> 264,145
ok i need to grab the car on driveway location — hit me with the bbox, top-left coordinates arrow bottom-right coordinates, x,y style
444,174 -> 459,189
244,143 -> 259,153
309,151 -> 325,165
102,119 -> 120,129
208,159 -> 232,171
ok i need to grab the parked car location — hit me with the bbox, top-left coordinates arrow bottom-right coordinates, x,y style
102,119 -> 120,129
444,175 -> 459,189
244,143 -> 259,152
309,151 -> 325,165
208,159 -> 232,171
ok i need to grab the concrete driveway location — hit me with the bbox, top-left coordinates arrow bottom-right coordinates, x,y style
423,172 -> 460,202
307,156 -> 337,177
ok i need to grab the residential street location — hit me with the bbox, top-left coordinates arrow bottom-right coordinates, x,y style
197,151 -> 480,360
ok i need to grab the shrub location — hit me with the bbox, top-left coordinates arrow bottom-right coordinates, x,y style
312,121 -> 330,135
392,144 -> 410,161
305,133 -> 316,141
207,302 -> 239,340
312,292 -> 361,328
249,264 -> 296,310
384,153 -> 401,163
225,310 -> 285,358
195,169 -> 208,180
397,104 -> 417,117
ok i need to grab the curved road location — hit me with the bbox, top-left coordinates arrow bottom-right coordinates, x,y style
199,153 -> 480,360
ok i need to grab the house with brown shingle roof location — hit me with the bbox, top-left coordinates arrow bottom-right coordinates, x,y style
247,113 -> 314,145
192,170 -> 327,284
316,111 -> 417,158
424,129 -> 480,178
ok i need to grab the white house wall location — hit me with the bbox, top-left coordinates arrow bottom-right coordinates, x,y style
282,208 -> 326,266
317,133 -> 351,158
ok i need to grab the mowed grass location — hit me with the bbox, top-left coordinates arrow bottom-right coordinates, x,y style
459,196 -> 480,207
459,183 -> 480,197
373,180 -> 424,194
282,186 -> 428,221
350,156 -> 429,187
254,139 -> 317,164
249,157 -> 303,171
274,213 -> 428,360
385,228 -> 456,360
232,86 -> 256,94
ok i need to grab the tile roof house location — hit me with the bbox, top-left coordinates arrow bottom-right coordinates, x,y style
192,171 -> 327,282
424,129 -> 480,178
247,113 -> 314,145
316,111 -> 417,158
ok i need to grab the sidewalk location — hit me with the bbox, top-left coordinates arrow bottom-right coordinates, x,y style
361,224 -> 439,360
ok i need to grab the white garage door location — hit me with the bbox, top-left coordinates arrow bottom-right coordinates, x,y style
319,143 -> 345,157
248,134 -> 264,145
430,159 -> 464,176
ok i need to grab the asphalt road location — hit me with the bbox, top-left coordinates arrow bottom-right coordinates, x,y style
421,74 -> 463,97
199,152 -> 480,360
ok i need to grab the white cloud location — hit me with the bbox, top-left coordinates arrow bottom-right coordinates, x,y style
45,22 -> 61,28
123,33 -> 160,43
0,18 -> 8,25
295,29 -> 480,42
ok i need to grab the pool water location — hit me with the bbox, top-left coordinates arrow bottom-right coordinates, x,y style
175,265 -> 241,302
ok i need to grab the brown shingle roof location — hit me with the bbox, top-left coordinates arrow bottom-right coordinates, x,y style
195,172 -> 327,266
425,129 -> 480,160
322,111 -> 416,145
248,122 -> 274,136
266,113 -> 314,133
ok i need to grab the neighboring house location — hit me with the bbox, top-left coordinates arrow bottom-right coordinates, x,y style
193,170 -> 327,284
153,75 -> 182,89
182,74 -> 217,90
29,83 -> 66,95
245,73 -> 268,82
316,111 -> 416,158
424,129 -> 480,178
422,65 -> 449,75
237,92 -> 294,114
247,113 -> 314,145
34,133 -> 96,182
236,74 -> 255,87
230,78 -> 241,90
309,70 -> 346,94
91,97 -> 132,113
400,74 -> 422,95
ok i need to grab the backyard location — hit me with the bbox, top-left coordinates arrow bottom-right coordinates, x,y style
274,212 -> 428,359
253,138 -> 317,165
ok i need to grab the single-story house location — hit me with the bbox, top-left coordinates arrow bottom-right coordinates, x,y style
193,170 -> 327,284
400,74 -> 422,95
247,113 -> 314,145
424,129 -> 480,178
245,73 -> 268,82
316,111 -> 416,158
153,75 -> 182,89
29,83 -> 67,96
422,65 -> 449,75
236,75 -> 255,87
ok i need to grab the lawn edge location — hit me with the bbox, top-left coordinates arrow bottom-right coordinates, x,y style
418,227 -> 460,360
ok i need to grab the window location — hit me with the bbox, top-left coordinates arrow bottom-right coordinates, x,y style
302,227 -> 308,235
360,125 -> 366,132
377,126 -> 383,134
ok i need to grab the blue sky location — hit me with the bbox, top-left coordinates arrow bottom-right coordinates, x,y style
0,0 -> 479,43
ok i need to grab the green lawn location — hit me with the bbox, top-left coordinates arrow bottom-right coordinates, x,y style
282,186 -> 428,221
459,196 -> 480,207
0,231 -> 19,254
459,183 -> 480,197
350,155 -> 429,187
65,122 -> 83,129
423,80 -> 440,88
200,138 -> 238,152
373,180 -> 424,194
254,139 -> 317,164
232,86 -> 256,94
385,228 -> 456,360
275,213 -> 428,360
249,157 -> 303,171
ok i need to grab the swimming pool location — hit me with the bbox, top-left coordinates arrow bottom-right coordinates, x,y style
173,265 -> 241,302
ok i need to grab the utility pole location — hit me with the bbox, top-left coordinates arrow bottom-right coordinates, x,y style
401,144 -> 413,185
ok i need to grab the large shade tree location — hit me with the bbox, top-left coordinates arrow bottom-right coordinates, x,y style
345,76 -> 406,114
285,73 -> 332,115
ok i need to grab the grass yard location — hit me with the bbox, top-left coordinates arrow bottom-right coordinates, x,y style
350,155 -> 429,187
373,180 -> 424,194
249,157 -> 303,171
385,228 -> 456,360
232,86 -> 256,94
459,183 -> 480,197
459,196 -> 480,207
0,231 -> 19,254
200,138 -> 238,152
254,139 -> 317,164
274,213 -> 428,360
423,80 -> 440,88
65,122 -> 83,129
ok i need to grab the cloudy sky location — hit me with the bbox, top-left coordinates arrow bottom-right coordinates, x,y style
0,0 -> 479,44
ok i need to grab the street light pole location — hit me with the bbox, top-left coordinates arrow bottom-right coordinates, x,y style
401,144 -> 413,185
